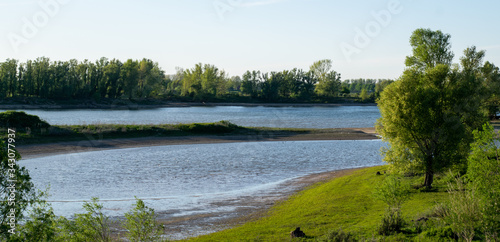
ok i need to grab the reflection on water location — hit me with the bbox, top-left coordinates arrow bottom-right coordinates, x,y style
2,106 -> 380,128
20,140 -> 384,219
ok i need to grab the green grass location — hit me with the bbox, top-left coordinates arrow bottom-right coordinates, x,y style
182,166 -> 450,241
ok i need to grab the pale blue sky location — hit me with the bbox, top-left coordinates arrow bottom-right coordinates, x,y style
1,0 -> 499,80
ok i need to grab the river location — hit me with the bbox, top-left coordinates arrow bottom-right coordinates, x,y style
2,105 -> 380,128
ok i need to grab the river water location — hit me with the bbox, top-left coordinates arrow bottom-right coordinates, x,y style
20,140 -> 384,219
2,105 -> 380,128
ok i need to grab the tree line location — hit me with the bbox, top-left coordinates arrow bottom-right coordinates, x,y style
0,57 -> 165,101
340,78 -> 394,102
0,58 -> 392,103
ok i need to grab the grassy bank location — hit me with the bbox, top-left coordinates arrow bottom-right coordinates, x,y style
3,121 -> 376,145
183,166 -> 451,241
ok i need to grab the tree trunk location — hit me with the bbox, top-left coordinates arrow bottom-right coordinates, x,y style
423,170 -> 434,189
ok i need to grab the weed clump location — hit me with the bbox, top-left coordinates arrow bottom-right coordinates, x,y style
320,228 -> 357,242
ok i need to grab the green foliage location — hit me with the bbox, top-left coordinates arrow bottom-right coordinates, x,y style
420,225 -> 454,240
377,208 -> 406,235
373,175 -> 410,235
14,196 -> 167,241
342,79 -> 375,94
0,111 -> 50,133
373,175 -> 411,209
0,59 -> 18,98
0,57 -> 167,100
241,70 -> 260,97
359,89 -> 369,102
339,79 -> 393,101
445,175 -> 481,242
376,29 -> 486,189
0,140 -> 36,240
481,61 -> 500,119
123,198 -> 164,242
405,28 -> 454,69
57,197 -> 111,242
12,189 -> 58,242
181,63 -> 227,99
310,59 -> 341,97
467,123 -> 500,239
1,57 -> 374,104
121,59 -> 140,99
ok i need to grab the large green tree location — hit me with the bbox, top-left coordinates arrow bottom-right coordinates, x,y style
377,29 -> 486,189
181,63 -> 228,99
405,28 -> 454,70
310,59 -> 341,97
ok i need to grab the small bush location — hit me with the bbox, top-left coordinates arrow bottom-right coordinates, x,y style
428,203 -> 449,219
123,198 -> 164,242
373,175 -> 411,235
57,197 -> 111,242
378,208 -> 406,235
373,175 -> 411,209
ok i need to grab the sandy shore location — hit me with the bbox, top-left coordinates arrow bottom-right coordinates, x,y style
18,128 -> 378,159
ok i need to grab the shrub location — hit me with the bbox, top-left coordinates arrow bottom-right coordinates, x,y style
378,208 -> 406,235
123,198 -> 164,242
373,175 -> 411,209
373,175 -> 411,235
57,197 -> 111,242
